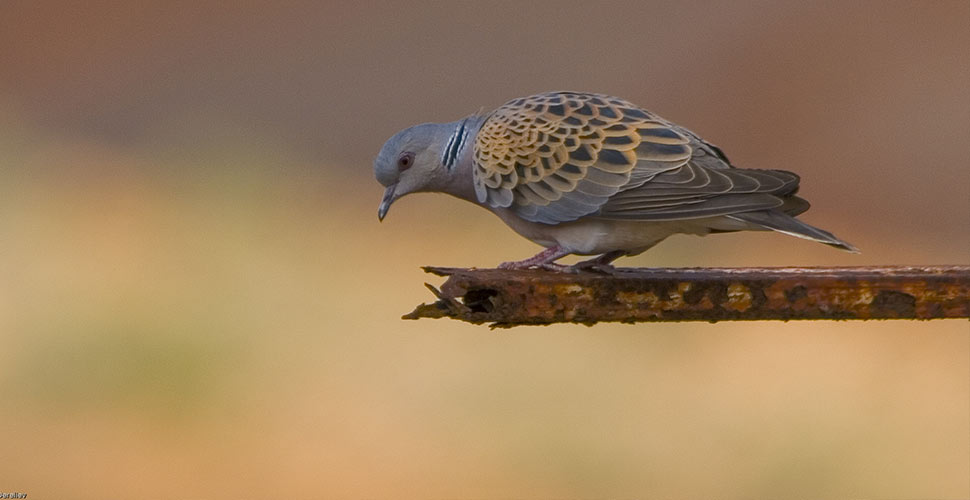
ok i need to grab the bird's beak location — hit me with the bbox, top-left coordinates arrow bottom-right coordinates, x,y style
378,184 -> 397,222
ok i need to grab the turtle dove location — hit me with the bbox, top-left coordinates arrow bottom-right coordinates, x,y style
374,91 -> 857,271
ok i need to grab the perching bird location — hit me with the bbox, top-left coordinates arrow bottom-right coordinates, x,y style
375,91 -> 857,271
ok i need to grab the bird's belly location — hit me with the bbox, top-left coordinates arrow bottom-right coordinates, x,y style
492,208 -> 717,255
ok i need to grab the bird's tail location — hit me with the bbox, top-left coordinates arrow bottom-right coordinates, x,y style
727,210 -> 860,253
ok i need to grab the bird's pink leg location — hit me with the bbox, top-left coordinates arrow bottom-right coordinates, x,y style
498,245 -> 571,271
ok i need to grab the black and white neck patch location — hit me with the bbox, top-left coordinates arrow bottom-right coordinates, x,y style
441,119 -> 469,171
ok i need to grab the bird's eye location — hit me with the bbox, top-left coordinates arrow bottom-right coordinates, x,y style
398,152 -> 414,171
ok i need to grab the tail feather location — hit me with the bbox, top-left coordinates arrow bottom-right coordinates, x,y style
728,210 -> 860,253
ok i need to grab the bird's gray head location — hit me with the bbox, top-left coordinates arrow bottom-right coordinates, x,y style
374,119 -> 473,221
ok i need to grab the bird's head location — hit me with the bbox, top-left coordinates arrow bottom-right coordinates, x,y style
374,119 -> 475,221
374,123 -> 447,221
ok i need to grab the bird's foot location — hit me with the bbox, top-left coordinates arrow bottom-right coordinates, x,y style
498,246 -> 571,271
567,262 -> 617,275
498,260 -> 571,272
539,262 -> 572,272
566,251 -> 625,275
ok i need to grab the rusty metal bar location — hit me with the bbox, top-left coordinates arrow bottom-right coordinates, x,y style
403,265 -> 970,327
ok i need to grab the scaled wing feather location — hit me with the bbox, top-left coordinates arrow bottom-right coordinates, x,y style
472,91 -> 805,225
473,92 -> 692,224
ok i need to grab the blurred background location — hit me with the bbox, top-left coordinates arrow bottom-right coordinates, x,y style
1,1 -> 968,498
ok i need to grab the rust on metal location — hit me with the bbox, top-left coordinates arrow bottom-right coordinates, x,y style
402,265 -> 970,327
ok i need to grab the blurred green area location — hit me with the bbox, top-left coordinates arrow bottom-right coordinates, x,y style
0,1 -> 968,498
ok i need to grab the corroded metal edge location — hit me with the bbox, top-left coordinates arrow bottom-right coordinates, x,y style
404,265 -> 970,327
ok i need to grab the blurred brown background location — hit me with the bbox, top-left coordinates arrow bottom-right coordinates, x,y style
1,1 -> 968,498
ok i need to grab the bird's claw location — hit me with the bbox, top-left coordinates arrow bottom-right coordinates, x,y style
498,261 -> 571,272
568,262 -> 618,275
539,262 -> 571,272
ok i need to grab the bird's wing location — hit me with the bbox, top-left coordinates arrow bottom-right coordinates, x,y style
585,117 -> 807,221
472,91 -> 693,224
594,164 -> 801,221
